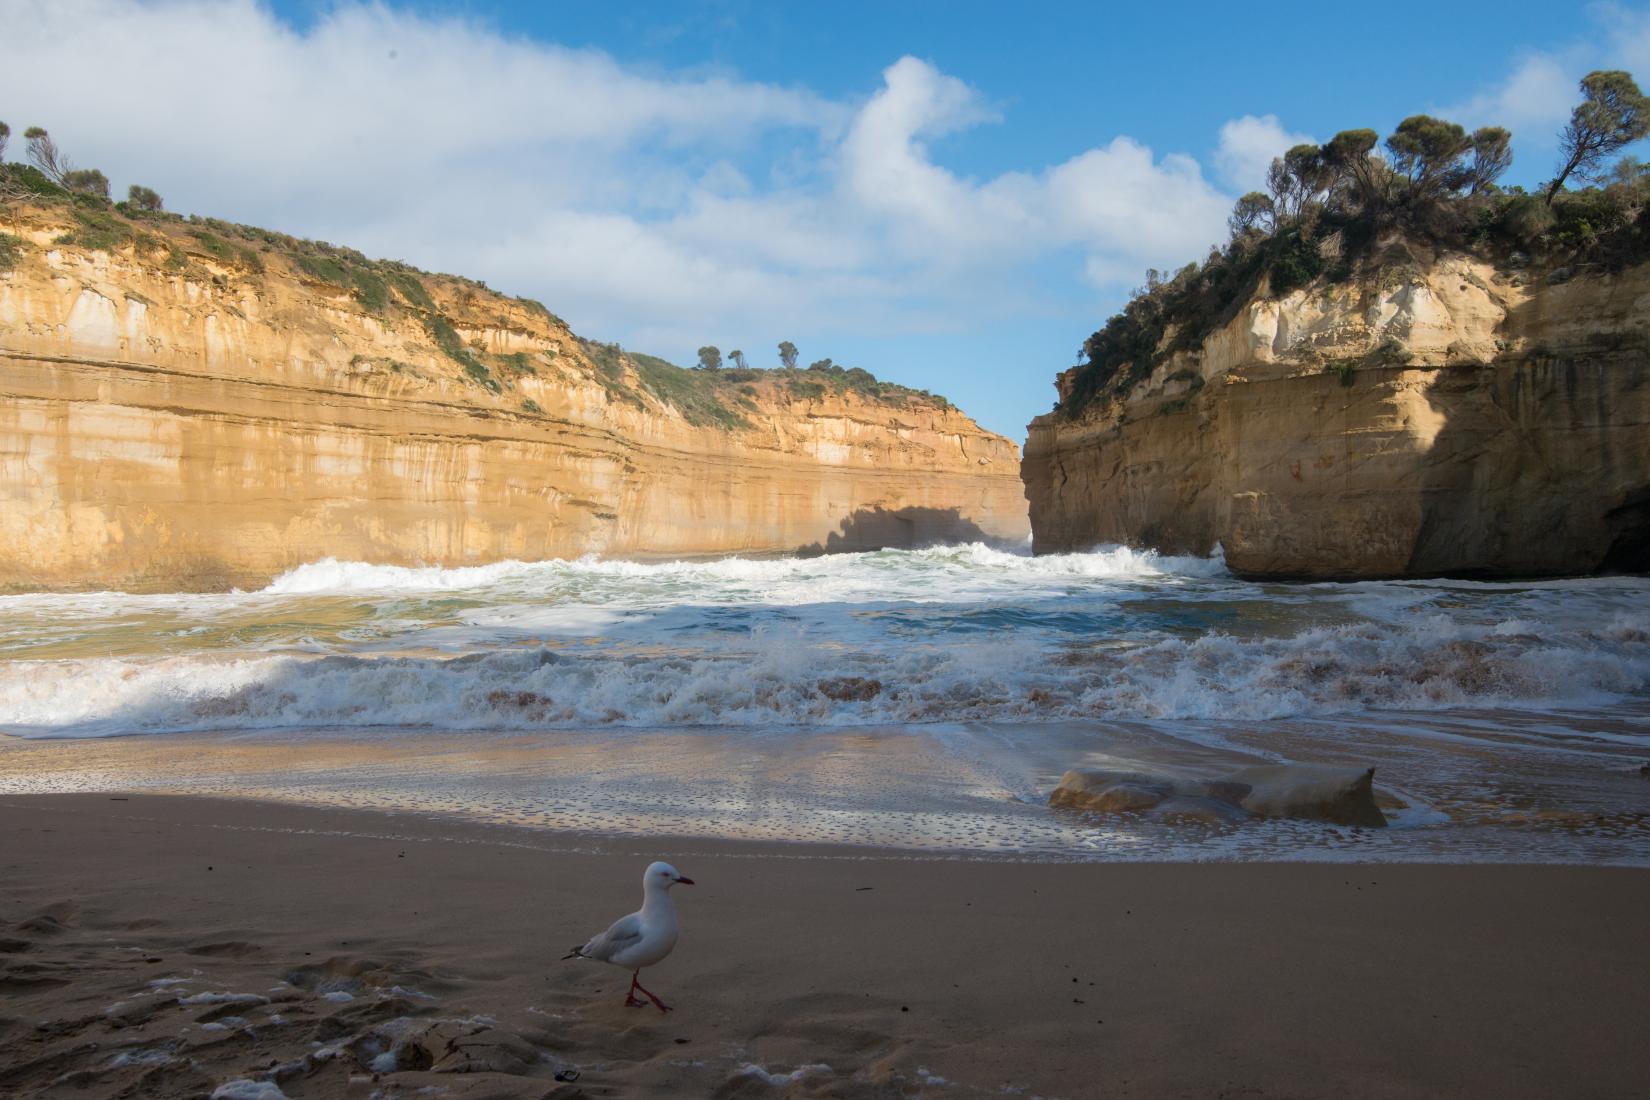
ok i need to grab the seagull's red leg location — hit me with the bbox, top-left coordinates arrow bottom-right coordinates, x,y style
624,969 -> 647,1008
631,972 -> 673,1013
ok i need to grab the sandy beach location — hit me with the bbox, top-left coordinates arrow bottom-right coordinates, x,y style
2,793 -> 1647,1099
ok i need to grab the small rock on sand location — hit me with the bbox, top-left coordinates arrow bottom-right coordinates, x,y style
1049,763 -> 1388,827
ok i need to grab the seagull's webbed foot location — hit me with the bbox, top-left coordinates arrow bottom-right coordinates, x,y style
630,972 -> 673,1013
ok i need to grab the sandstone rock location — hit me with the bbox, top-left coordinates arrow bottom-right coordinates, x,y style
1049,763 -> 1387,827
1223,764 -> 1387,827
1152,796 -> 1252,826
428,1027 -> 538,1075
1047,770 -> 1172,814
1023,250 -> 1650,579
0,202 -> 1027,591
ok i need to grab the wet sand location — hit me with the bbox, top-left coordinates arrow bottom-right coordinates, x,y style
2,793 -> 1647,1099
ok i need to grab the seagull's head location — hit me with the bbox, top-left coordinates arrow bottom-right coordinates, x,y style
645,860 -> 695,889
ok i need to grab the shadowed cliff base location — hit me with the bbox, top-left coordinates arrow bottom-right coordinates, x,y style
795,506 -> 1006,556
1406,355 -> 1650,577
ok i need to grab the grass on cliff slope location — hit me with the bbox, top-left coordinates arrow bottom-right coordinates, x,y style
626,352 -> 753,430
1058,107 -> 1650,420
604,348 -> 955,431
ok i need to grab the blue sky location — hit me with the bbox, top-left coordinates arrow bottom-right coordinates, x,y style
7,1 -> 1649,438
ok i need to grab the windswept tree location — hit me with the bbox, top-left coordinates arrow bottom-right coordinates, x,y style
777,340 -> 798,369
1228,191 -> 1275,238
808,357 -> 834,372
24,127 -> 70,184
1322,128 -> 1389,212
127,184 -> 163,212
0,121 -> 9,163
728,348 -> 747,370
1265,143 -> 1333,221
1385,115 -> 1473,203
1547,70 -> 1650,203
1456,127 -> 1513,194
695,345 -> 722,371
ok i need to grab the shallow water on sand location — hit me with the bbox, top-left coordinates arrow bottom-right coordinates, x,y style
2,545 -> 1647,863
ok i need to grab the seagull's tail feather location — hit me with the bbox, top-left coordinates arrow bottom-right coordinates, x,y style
561,945 -> 588,961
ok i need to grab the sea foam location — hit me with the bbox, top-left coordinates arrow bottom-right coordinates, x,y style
2,544 -> 1647,738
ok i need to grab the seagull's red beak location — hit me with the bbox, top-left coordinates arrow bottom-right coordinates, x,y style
676,876 -> 695,885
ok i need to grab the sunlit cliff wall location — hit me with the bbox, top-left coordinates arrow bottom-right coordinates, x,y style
0,203 -> 1027,590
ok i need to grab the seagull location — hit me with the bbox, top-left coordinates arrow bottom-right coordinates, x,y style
562,860 -> 695,1012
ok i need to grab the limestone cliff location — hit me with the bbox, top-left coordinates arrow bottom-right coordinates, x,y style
1023,242 -> 1650,578
0,201 -> 1026,591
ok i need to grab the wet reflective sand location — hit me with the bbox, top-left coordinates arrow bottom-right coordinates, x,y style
4,705 -> 1646,864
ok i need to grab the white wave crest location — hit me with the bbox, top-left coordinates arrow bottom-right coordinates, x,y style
5,612 -> 1647,738
257,543 -> 1226,597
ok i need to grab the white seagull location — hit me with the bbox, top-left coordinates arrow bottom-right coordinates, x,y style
563,860 -> 695,1012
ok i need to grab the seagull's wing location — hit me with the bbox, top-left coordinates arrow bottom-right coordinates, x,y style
577,911 -> 645,963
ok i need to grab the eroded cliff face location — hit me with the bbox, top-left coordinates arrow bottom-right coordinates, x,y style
0,203 -> 1026,591
1023,245 -> 1650,578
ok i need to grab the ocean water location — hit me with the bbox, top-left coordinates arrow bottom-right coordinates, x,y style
1,544 -> 1647,862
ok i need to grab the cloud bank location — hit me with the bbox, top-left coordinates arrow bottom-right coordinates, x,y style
0,0 -> 1243,362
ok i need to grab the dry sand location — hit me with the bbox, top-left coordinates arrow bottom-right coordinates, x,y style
1,793 -> 1646,1099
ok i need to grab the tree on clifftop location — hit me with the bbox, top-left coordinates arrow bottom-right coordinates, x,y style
1548,70 -> 1650,203
62,168 -> 109,199
1459,127 -> 1513,194
778,340 -> 798,369
1322,128 -> 1386,212
696,345 -> 722,370
728,349 -> 747,370
126,184 -> 163,212
23,127 -> 70,185
1385,116 -> 1473,202
1228,191 -> 1275,238
1266,144 -> 1333,221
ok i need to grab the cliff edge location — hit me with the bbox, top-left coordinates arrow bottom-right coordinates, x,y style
1023,242 -> 1650,578
0,199 -> 1027,590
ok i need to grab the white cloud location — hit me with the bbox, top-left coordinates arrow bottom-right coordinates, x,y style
1214,114 -> 1315,190
1443,54 -> 1576,135
0,0 -> 1237,385
1437,5 -> 1650,171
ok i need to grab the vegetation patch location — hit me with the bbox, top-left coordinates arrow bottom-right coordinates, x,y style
627,351 -> 751,430
496,351 -> 537,376
387,270 -> 434,310
424,312 -> 501,392
0,162 -> 66,199
54,205 -> 132,252
0,232 -> 22,271
515,296 -> 565,327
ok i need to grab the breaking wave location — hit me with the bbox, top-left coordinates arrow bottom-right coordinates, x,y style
2,540 -> 1648,737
